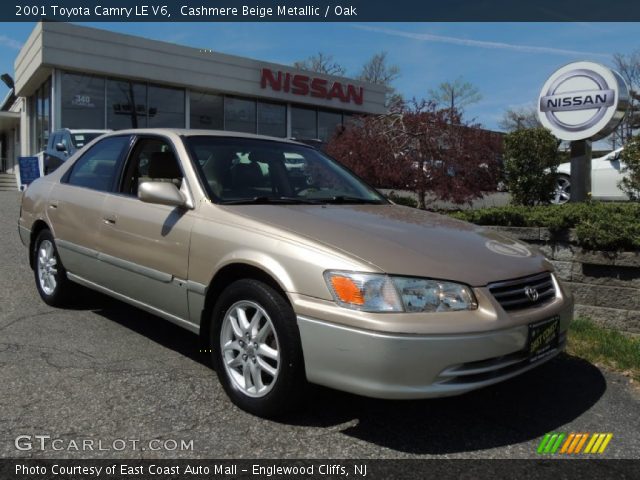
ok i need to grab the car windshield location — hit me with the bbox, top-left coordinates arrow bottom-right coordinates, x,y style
185,136 -> 387,205
70,133 -> 104,149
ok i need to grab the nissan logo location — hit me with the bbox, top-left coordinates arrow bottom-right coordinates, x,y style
540,69 -> 614,132
524,286 -> 539,302
538,62 -> 629,142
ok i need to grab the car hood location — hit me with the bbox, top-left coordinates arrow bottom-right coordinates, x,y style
226,204 -> 551,286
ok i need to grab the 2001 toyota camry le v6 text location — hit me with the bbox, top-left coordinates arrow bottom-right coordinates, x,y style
18,129 -> 574,417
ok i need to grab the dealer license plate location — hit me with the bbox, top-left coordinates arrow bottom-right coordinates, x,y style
528,316 -> 560,363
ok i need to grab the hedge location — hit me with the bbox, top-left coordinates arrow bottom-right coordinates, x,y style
449,202 -> 640,251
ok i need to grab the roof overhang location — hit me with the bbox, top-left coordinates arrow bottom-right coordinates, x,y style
0,111 -> 20,131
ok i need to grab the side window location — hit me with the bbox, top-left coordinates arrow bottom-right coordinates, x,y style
66,136 -> 130,192
121,137 -> 182,196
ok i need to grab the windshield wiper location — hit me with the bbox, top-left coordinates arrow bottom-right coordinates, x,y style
319,196 -> 385,204
220,196 -> 322,205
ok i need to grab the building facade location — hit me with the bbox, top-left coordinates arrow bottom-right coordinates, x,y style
0,22 -> 386,179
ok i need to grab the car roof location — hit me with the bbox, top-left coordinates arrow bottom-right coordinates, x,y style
66,129 -> 111,134
101,128 -> 308,146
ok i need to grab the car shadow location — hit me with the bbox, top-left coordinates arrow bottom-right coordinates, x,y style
282,356 -> 606,455
71,287 -> 211,366
77,288 -> 606,455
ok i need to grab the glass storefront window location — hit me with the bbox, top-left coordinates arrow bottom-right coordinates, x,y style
291,106 -> 317,139
318,110 -> 343,142
30,77 -> 51,153
224,97 -> 256,133
107,79 -> 147,129
61,73 -> 106,129
148,85 -> 185,128
190,91 -> 224,130
257,101 -> 286,137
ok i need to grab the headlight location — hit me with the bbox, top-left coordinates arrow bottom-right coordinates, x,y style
324,271 -> 477,313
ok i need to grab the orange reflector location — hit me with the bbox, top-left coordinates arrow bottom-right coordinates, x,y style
330,276 -> 365,305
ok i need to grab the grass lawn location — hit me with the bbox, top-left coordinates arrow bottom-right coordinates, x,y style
567,317 -> 640,382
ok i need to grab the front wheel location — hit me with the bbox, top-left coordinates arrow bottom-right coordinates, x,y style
552,174 -> 571,204
33,229 -> 73,306
210,279 -> 305,417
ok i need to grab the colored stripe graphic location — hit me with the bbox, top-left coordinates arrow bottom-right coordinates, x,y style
590,433 -> 609,453
584,434 -> 598,453
567,433 -> 583,453
540,433 -> 613,454
550,433 -> 565,453
560,433 -> 575,454
574,433 -> 589,453
537,434 -> 552,454
597,434 -> 613,454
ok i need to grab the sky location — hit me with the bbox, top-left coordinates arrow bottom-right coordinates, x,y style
0,21 -> 638,132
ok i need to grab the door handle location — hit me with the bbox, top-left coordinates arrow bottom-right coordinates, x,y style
103,215 -> 117,225
48,202 -> 58,209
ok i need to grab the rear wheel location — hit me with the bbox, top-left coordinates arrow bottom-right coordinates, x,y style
552,174 -> 571,204
33,229 -> 73,306
210,279 -> 305,417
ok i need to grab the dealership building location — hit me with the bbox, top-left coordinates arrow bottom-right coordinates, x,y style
0,21 -> 386,184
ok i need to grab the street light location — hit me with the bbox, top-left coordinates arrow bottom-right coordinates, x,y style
0,74 -> 14,90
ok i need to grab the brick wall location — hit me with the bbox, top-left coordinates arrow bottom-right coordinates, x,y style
487,227 -> 640,334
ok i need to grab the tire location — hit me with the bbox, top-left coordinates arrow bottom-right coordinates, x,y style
32,229 -> 73,306
552,174 -> 571,205
210,279 -> 305,417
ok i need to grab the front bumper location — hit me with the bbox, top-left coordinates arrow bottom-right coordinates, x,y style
295,291 -> 573,399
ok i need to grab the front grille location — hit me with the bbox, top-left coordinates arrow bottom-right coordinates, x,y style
437,332 -> 566,385
488,272 -> 556,311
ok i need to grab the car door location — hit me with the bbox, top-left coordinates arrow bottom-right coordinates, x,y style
96,135 -> 193,323
46,135 -> 132,282
591,152 -> 626,200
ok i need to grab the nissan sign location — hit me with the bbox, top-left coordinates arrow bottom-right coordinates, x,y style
538,61 -> 630,141
261,68 -> 364,105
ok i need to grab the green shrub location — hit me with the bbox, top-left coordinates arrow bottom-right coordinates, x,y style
451,202 -> 640,251
620,134 -> 640,200
503,128 -> 559,206
386,191 -> 418,208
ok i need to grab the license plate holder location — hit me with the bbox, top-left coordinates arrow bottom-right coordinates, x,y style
527,316 -> 560,363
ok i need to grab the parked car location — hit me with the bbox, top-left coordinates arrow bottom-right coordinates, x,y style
19,129 -> 573,417
552,147 -> 627,204
43,129 -> 110,174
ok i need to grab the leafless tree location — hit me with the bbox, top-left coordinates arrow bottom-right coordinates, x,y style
611,50 -> 640,148
357,52 -> 402,108
357,52 -> 400,86
293,52 -> 346,76
428,77 -> 482,118
499,105 -> 541,132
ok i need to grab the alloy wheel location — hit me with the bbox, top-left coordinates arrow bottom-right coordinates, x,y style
220,300 -> 280,398
552,176 -> 571,204
37,239 -> 58,295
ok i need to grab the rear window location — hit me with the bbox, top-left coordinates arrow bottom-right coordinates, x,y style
70,132 -> 104,149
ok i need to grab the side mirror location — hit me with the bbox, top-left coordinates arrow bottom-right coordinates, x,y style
55,142 -> 66,152
138,181 -> 186,208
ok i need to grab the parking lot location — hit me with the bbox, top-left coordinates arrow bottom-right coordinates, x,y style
1,189 -> 639,459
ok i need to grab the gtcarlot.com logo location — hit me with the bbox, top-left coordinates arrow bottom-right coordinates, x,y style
14,435 -> 194,452
537,432 -> 613,455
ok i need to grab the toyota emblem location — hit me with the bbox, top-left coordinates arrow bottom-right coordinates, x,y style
524,286 -> 539,302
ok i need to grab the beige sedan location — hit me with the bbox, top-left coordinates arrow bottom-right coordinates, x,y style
19,129 -> 573,417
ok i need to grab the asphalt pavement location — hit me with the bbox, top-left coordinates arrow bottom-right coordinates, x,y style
0,190 -> 638,459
